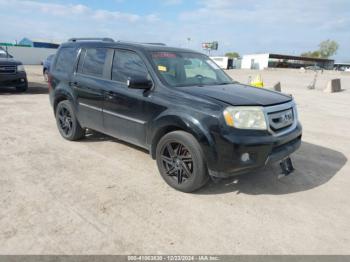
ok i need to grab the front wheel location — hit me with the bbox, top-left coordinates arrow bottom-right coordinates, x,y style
16,81 -> 28,92
156,131 -> 209,192
55,100 -> 85,141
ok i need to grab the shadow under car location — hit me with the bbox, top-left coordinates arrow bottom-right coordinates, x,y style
197,141 -> 347,195
0,82 -> 48,95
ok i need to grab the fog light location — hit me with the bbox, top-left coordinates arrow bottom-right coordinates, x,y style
241,153 -> 250,162
20,78 -> 25,82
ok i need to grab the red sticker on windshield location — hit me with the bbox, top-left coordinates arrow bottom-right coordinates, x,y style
152,52 -> 177,58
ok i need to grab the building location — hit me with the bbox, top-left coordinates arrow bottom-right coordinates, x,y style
210,57 -> 242,70
1,43 -> 57,65
19,38 -> 60,49
333,63 -> 350,71
241,53 -> 334,70
210,56 -> 234,69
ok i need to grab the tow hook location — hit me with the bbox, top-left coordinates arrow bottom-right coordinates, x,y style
279,157 -> 295,177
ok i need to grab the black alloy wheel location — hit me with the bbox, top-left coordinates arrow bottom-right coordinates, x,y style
57,106 -> 73,137
156,131 -> 209,192
55,100 -> 85,141
160,141 -> 193,185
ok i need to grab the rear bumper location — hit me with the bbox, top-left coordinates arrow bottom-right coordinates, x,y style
0,72 -> 27,87
207,122 -> 302,178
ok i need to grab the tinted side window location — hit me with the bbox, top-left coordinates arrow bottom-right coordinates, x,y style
77,49 -> 86,74
54,47 -> 77,74
112,50 -> 148,83
78,48 -> 107,77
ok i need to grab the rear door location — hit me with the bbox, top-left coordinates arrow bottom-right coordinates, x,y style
73,47 -> 110,132
50,46 -> 78,100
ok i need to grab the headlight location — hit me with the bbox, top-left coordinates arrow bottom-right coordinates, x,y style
223,106 -> 267,130
17,65 -> 25,72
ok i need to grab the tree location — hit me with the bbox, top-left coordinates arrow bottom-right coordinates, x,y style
319,40 -> 339,58
225,52 -> 240,59
300,51 -> 321,58
301,40 -> 339,59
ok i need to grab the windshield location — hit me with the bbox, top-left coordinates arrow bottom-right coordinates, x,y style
150,51 -> 233,87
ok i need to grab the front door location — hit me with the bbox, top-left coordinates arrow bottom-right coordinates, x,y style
102,49 -> 161,148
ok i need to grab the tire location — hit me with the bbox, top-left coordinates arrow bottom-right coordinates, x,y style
43,69 -> 49,82
16,81 -> 28,92
156,131 -> 209,192
55,100 -> 85,141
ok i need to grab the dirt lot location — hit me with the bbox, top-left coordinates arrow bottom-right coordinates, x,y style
0,66 -> 350,254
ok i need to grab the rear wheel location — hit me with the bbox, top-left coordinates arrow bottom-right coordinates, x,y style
156,131 -> 209,192
55,100 -> 85,141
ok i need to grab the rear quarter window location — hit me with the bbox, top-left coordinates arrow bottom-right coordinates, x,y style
54,47 -> 77,75
77,48 -> 108,78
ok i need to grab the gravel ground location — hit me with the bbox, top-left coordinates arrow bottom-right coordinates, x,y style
0,66 -> 349,254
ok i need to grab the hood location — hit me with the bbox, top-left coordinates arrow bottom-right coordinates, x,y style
0,57 -> 22,65
179,82 -> 292,106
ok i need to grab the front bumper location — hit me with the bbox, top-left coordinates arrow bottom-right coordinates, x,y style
207,122 -> 302,178
0,72 -> 27,88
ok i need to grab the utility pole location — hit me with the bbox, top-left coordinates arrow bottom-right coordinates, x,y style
187,37 -> 191,48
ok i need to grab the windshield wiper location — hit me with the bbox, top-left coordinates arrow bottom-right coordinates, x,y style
175,82 -> 232,87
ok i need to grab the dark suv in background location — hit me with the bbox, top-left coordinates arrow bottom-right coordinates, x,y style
0,47 -> 28,92
49,38 -> 302,192
42,54 -> 55,82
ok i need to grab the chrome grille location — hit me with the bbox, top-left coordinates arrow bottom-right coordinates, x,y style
267,108 -> 294,131
263,101 -> 297,136
0,65 -> 17,74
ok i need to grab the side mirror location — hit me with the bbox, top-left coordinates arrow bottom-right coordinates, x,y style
127,76 -> 153,90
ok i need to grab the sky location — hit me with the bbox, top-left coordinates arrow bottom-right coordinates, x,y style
0,0 -> 349,61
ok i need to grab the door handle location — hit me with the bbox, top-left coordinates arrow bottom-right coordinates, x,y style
105,91 -> 115,99
69,81 -> 79,87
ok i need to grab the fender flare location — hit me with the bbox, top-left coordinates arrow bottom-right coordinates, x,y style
148,112 -> 218,163
53,88 -> 76,114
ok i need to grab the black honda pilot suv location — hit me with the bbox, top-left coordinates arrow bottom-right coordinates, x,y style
49,38 -> 302,192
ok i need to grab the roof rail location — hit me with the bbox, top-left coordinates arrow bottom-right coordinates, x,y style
116,40 -> 166,46
143,43 -> 166,46
68,37 -> 114,42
